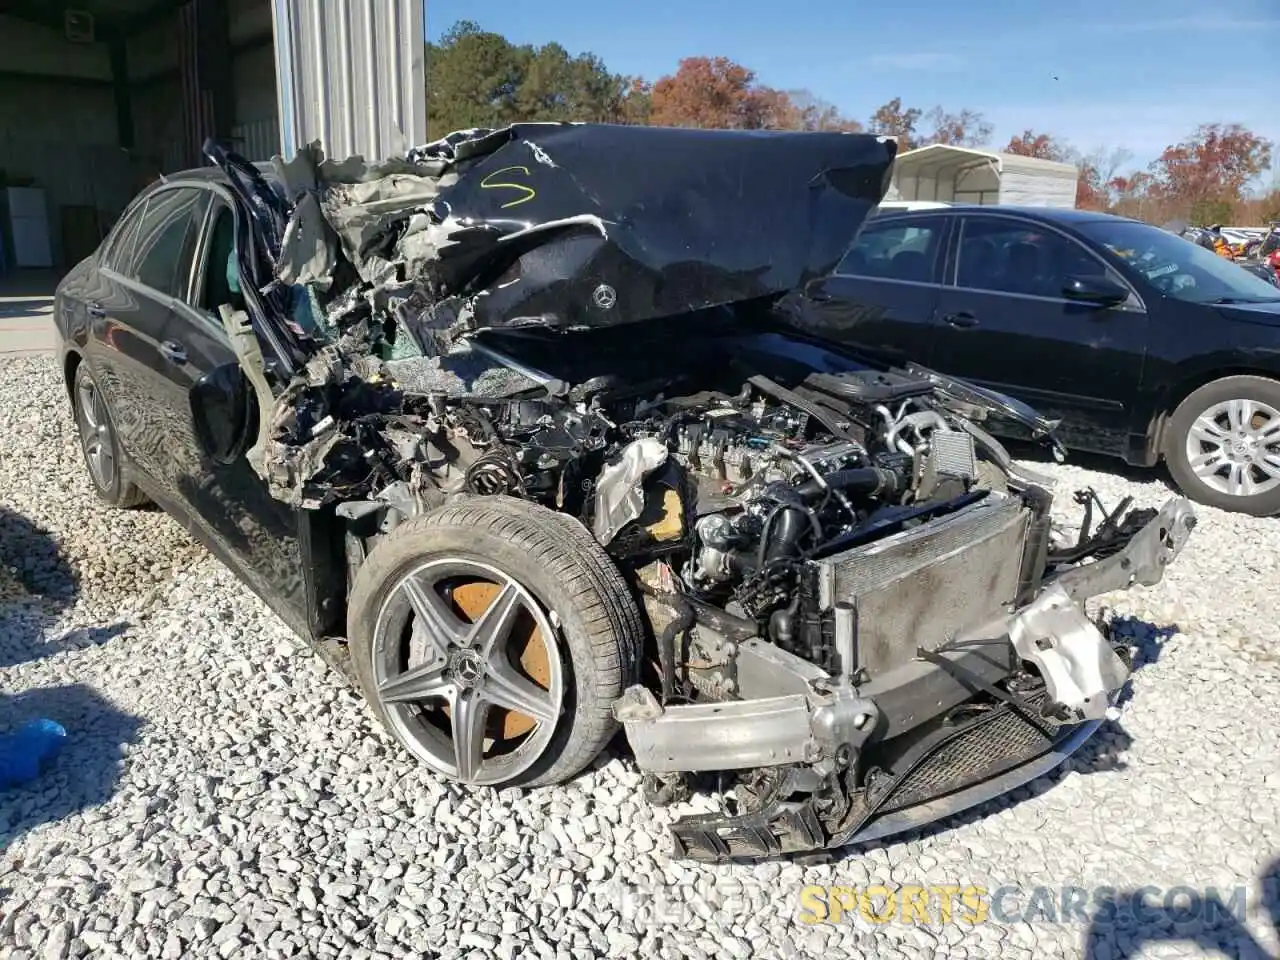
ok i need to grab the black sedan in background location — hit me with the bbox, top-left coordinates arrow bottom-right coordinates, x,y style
779,206 -> 1280,515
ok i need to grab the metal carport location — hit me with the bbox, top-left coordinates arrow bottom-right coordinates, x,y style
887,143 -> 1079,208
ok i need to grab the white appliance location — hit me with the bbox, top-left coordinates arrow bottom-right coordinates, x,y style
4,186 -> 54,268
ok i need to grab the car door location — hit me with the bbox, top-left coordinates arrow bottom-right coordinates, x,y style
153,192 -> 315,636
930,214 -> 1150,456
90,185 -> 209,485
787,214 -> 951,368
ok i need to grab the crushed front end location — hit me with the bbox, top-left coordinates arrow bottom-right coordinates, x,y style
200,125 -> 1197,862
614,480 -> 1195,861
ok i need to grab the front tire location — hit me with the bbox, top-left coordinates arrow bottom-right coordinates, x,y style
346,496 -> 644,788
73,364 -> 149,509
1164,375 -> 1280,516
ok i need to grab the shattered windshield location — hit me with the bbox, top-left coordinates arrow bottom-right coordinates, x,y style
1080,219 -> 1280,304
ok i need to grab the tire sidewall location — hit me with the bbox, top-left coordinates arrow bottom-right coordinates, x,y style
1165,375 -> 1280,517
348,508 -> 621,787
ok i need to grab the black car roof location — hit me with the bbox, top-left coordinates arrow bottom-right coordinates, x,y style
874,204 -> 1136,227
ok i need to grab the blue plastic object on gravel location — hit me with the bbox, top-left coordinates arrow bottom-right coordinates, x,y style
0,718 -> 68,789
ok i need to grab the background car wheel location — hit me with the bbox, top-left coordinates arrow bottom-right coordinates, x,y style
1164,375 -> 1280,517
346,496 -> 644,789
72,364 -> 149,509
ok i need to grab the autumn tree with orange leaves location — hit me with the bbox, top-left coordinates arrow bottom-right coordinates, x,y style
648,57 -> 863,131
1149,123 -> 1272,223
1004,130 -> 1076,163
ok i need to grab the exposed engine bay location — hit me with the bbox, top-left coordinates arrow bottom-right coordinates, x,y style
201,125 -> 1198,860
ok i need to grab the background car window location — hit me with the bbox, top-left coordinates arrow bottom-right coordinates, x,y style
955,219 -> 1108,299
115,187 -> 208,299
837,218 -> 943,282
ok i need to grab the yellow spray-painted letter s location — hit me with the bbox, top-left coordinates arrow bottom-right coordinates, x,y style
479,166 -> 537,209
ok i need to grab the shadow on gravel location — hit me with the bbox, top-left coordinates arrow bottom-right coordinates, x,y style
1,506 -> 142,850
1006,438 -> 1177,493
1111,615 -> 1182,708
1084,855 -> 1280,960
0,506 -> 132,669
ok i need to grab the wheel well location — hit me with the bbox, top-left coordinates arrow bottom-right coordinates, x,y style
63,350 -> 82,403
1150,366 -> 1280,457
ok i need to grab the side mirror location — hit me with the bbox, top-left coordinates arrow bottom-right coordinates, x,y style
1062,275 -> 1130,307
190,362 -> 255,464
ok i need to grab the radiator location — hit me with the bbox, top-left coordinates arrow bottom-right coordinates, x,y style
814,495 -> 1030,677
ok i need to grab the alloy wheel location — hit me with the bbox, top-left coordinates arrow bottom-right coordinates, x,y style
1183,397 -> 1280,498
77,377 -> 116,491
370,558 -> 564,785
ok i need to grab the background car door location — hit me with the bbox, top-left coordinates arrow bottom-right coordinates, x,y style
930,214 -> 1150,456
91,186 -> 209,484
154,195 -> 313,634
786,214 -> 950,367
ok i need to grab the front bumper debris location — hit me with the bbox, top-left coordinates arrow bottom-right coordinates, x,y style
620,496 -> 1195,862
669,689 -> 1096,862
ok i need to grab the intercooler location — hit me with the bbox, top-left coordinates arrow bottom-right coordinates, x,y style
813,495 -> 1030,677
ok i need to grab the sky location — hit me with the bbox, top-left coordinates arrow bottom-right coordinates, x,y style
426,0 -> 1280,180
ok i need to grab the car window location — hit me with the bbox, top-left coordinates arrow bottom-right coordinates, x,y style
100,200 -> 147,272
837,217 -> 945,282
1078,219 -> 1280,305
954,218 -> 1110,299
193,200 -> 242,314
114,187 -> 209,299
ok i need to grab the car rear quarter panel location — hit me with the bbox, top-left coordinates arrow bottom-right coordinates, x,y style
1120,295 -> 1280,464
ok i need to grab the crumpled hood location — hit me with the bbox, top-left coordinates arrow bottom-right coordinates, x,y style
256,123 -> 895,355
413,123 -> 897,339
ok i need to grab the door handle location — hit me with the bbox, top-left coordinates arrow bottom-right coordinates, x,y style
943,312 -> 978,328
87,302 -> 106,320
160,340 -> 188,364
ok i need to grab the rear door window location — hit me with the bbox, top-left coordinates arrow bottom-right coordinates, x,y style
837,217 -> 946,283
113,187 -> 209,300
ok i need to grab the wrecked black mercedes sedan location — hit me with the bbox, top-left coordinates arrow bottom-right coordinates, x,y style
54,123 -> 1196,860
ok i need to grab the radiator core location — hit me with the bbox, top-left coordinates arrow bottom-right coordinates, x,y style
814,495 -> 1030,677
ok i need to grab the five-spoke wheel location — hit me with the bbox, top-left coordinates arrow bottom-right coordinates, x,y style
347,497 -> 644,788
72,363 -> 148,508
372,559 -> 565,785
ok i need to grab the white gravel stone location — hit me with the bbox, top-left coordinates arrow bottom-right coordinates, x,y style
2,354 -> 1279,959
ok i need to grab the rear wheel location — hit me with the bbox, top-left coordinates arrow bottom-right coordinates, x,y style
73,364 -> 148,508
1164,375 -> 1280,516
346,496 -> 644,788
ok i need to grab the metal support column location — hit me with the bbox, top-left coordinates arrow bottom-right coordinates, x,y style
270,0 -> 427,162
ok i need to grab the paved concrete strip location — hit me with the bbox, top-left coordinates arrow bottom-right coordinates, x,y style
0,291 -> 56,356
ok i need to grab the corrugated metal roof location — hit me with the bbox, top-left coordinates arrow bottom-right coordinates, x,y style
896,143 -> 1078,177
270,0 -> 427,163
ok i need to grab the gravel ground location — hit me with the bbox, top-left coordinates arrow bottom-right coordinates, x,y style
2,353 -> 1279,960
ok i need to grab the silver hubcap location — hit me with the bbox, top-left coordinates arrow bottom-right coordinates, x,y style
371,558 -> 564,785
1185,398 -> 1280,497
76,378 -> 115,490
